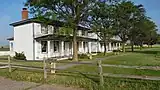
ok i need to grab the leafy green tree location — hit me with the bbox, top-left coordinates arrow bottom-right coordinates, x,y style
128,4 -> 146,51
90,1 -> 115,55
25,0 -> 95,61
156,34 -> 160,44
113,1 -> 143,52
133,17 -> 157,49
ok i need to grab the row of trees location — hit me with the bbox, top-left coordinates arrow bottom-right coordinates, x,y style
25,0 -> 159,61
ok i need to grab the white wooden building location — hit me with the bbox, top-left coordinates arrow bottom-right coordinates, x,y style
8,8 -> 121,60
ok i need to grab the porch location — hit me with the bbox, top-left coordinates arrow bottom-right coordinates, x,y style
34,34 -> 98,60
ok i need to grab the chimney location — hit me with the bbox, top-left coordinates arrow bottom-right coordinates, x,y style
22,8 -> 28,20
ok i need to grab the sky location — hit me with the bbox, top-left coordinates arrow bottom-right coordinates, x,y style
0,0 -> 160,45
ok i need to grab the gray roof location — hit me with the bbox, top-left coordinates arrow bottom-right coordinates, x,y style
10,18 -> 91,31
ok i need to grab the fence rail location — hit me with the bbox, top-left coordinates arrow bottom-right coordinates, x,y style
102,64 -> 160,70
0,56 -> 160,90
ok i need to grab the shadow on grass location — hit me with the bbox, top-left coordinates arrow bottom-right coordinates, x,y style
125,47 -> 160,55
131,50 -> 160,55
55,71 -> 99,83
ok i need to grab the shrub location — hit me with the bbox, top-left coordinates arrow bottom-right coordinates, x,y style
78,54 -> 89,59
13,52 -> 26,60
113,49 -> 122,52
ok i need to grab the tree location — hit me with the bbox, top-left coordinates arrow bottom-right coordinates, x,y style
90,1 -> 115,55
113,1 -> 142,52
25,0 -> 95,61
128,4 -> 146,52
156,34 -> 160,44
133,17 -> 157,49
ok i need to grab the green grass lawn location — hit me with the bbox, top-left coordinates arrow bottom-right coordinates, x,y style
66,47 -> 160,76
0,68 -> 159,90
0,47 -> 160,90
103,47 -> 160,66
0,52 -> 115,68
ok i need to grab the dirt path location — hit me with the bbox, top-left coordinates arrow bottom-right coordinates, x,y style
0,77 -> 83,90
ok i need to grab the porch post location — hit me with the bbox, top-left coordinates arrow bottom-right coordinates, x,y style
106,43 -> 108,52
115,43 -> 118,50
96,42 -> 98,53
81,41 -> 84,53
109,42 -> 112,51
48,41 -> 51,57
88,42 -> 92,54
119,43 -> 121,49
61,41 -> 64,56
113,43 -> 115,50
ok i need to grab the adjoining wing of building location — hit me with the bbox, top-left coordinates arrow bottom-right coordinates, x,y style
7,8 -> 122,60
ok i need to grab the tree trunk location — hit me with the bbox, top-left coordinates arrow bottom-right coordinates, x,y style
122,42 -> 125,53
73,28 -> 78,61
103,42 -> 107,56
131,41 -> 134,52
140,42 -> 143,50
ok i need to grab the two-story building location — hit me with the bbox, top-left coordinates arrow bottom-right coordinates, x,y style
8,8 -> 121,60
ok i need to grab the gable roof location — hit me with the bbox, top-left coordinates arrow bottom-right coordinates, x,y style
10,18 -> 90,31
10,18 -> 63,27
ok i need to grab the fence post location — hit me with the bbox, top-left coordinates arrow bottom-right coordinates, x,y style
98,60 -> 104,90
8,56 -> 11,73
43,57 -> 47,79
51,59 -> 56,74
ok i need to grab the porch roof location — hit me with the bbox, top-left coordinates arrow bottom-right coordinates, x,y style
99,39 -> 122,43
35,34 -> 98,42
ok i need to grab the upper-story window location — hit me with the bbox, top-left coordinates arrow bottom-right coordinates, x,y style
54,26 -> 59,34
82,30 -> 85,36
82,30 -> 88,36
41,24 -> 48,34
85,31 -> 88,36
48,25 -> 54,34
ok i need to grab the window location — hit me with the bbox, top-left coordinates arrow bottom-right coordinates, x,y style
41,24 -> 48,34
82,30 -> 85,36
54,27 -> 59,34
48,25 -> 54,34
41,41 -> 48,53
54,41 -> 59,52
85,31 -> 88,36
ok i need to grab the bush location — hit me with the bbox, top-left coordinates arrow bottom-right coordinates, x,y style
13,52 -> 26,60
113,49 -> 121,52
78,54 -> 89,59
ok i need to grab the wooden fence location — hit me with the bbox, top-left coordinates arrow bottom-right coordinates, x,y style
0,56 -> 160,90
